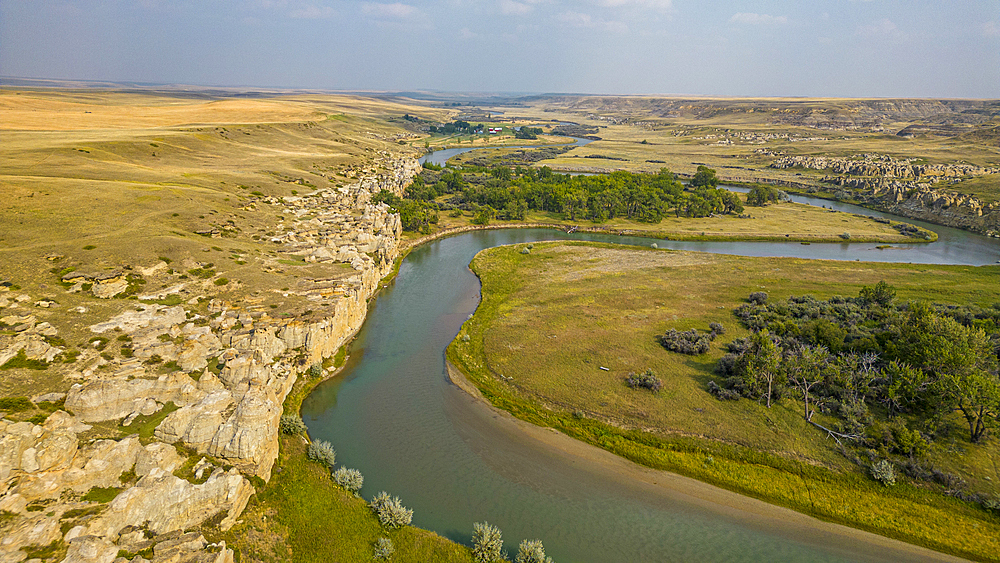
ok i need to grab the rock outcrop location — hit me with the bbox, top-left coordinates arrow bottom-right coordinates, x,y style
770,154 -> 1000,237
0,156 -> 418,563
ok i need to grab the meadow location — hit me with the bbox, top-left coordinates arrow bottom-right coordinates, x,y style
449,241 -> 1000,561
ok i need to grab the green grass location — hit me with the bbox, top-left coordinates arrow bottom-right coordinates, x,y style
121,401 -> 179,442
81,486 -> 123,503
447,241 -> 1000,562
218,437 -> 473,563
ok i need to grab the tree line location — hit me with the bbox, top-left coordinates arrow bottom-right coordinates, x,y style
375,164 -> 746,232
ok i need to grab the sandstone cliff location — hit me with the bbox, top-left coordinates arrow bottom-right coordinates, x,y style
0,157 -> 418,563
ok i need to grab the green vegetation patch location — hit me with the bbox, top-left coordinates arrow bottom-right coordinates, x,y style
1,351 -> 49,371
218,437 -> 473,563
448,241 -> 1000,562
0,396 -> 34,411
81,486 -> 123,504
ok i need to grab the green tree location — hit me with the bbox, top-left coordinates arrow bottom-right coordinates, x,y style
690,165 -> 719,188
859,281 -> 896,307
472,205 -> 495,226
744,329 -> 783,408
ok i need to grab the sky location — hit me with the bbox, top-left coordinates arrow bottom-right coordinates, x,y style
1,0 -> 998,98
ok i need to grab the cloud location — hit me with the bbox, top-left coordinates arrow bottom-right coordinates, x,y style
459,27 -> 478,39
289,4 -> 335,18
855,18 -> 900,37
982,21 -> 999,37
361,2 -> 418,18
592,0 -> 672,9
729,12 -> 788,25
499,0 -> 533,15
557,10 -> 628,32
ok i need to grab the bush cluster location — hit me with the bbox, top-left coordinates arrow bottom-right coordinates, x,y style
332,467 -> 363,496
515,539 -> 554,563
279,415 -> 307,435
472,522 -> 506,563
625,369 -> 662,392
306,440 -> 336,469
370,492 -> 413,529
659,326 -> 720,355
374,537 -> 395,560
870,460 -> 897,487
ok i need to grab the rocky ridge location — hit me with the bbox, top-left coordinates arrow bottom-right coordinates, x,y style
771,154 -> 1000,237
0,157 -> 418,563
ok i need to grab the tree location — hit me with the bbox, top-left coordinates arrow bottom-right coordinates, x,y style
561,189 -> 588,221
690,165 -> 719,189
895,306 -> 1000,442
472,205 -> 495,226
472,522 -> 506,563
784,345 -> 831,420
859,281 -> 896,307
745,330 -> 783,408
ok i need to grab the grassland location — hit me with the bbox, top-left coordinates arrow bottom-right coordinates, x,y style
448,241 -> 1000,561
492,97 -> 1000,203
0,87 -> 476,561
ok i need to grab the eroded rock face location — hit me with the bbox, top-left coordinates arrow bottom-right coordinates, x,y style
65,373 -> 204,423
0,158 -> 416,562
13,436 -> 142,502
85,468 -> 253,539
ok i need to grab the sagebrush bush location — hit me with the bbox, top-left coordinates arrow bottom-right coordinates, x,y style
659,329 -> 713,354
626,369 -> 662,392
515,539 -> 553,563
374,537 -> 395,560
333,467 -> 363,495
708,322 -> 725,335
870,460 -> 896,487
472,522 -> 506,563
370,492 -> 413,529
707,380 -> 740,401
307,440 -> 336,469
748,291 -> 768,305
279,415 -> 307,435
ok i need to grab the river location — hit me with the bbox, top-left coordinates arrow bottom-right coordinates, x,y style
300,148 -> 998,562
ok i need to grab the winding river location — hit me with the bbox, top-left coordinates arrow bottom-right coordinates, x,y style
301,148 -> 998,562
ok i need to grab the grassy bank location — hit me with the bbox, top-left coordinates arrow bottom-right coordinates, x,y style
447,241 -> 1000,562
217,436 -> 473,563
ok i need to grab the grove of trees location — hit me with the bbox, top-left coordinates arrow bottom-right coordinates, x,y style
376,164 -> 745,231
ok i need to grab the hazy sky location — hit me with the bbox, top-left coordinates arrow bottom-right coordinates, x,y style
2,0 -> 998,97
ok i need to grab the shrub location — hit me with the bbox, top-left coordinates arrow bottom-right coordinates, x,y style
369,492 -> 413,529
472,522 -> 506,563
708,322 -> 725,335
0,396 -> 33,412
625,369 -> 662,392
707,381 -> 740,401
870,460 -> 896,487
659,329 -> 713,354
309,363 -> 323,377
515,539 -> 553,563
840,232 -> 852,240
307,440 -> 336,469
333,467 -> 364,496
748,291 -> 768,305
374,537 -> 395,560
279,415 -> 307,435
